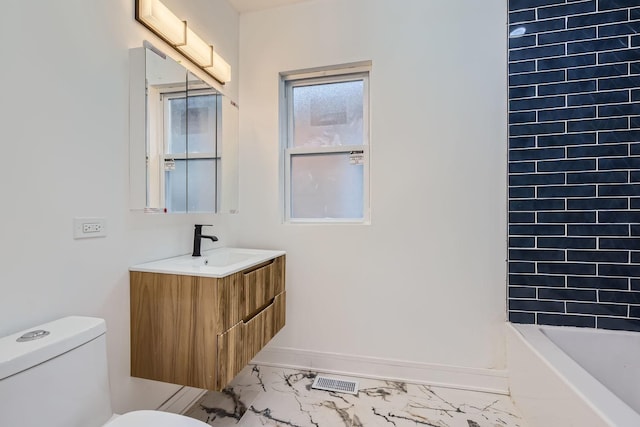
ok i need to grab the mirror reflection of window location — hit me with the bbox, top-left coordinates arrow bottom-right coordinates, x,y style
130,45 -> 238,214
161,90 -> 220,213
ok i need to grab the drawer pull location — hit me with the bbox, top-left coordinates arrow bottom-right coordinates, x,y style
242,259 -> 274,275
243,297 -> 275,323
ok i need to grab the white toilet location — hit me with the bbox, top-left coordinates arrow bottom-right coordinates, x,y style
0,316 -> 209,427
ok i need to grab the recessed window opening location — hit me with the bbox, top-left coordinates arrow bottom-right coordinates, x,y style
281,64 -> 371,223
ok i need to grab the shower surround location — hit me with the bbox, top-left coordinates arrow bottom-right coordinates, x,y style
508,0 -> 640,331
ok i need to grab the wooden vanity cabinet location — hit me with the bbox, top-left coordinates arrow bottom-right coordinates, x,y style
130,255 -> 285,390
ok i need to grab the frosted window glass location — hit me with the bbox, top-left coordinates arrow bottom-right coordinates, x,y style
167,97 -> 187,154
186,94 -> 217,153
165,159 -> 216,213
166,94 -> 217,154
292,81 -> 364,148
291,153 -> 363,219
165,159 -> 187,212
186,159 -> 217,212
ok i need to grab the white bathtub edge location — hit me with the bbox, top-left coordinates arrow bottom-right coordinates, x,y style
507,323 -> 640,427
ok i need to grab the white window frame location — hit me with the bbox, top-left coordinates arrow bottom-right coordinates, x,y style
280,63 -> 371,224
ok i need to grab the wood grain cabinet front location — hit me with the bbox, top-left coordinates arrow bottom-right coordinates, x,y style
130,255 -> 286,390
216,292 -> 286,389
243,256 -> 285,319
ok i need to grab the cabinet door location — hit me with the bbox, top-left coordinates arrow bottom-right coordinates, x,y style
243,256 -> 285,318
130,272 -> 218,389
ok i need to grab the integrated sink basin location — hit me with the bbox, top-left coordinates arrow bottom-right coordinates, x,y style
129,247 -> 286,278
200,250 -> 256,267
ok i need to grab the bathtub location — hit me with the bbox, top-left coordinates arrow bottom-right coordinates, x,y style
507,323 -> 640,427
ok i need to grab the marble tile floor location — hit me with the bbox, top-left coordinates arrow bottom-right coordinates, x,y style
184,364 -> 527,427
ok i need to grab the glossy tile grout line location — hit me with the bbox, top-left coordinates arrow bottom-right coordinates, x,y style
184,364 -> 527,427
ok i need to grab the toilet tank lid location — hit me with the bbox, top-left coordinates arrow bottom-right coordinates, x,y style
0,316 -> 106,381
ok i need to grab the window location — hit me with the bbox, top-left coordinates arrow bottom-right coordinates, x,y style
282,64 -> 370,223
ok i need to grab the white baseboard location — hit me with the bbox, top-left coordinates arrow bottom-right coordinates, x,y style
157,386 -> 207,414
155,347 -> 509,414
252,346 -> 509,395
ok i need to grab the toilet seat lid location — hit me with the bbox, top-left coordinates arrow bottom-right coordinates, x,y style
105,410 -> 209,427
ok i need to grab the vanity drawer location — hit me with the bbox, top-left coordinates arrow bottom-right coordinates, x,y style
243,256 -> 285,318
245,291 -> 286,363
216,291 -> 286,390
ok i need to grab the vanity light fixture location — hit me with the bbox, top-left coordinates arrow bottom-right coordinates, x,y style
178,27 -> 213,67
206,51 -> 232,84
135,0 -> 231,84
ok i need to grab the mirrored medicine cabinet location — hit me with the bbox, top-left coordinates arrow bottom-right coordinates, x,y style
129,43 -> 238,214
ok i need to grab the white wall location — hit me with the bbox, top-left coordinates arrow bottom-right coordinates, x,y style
236,0 -> 508,372
0,0 -> 239,414
0,0 -> 508,413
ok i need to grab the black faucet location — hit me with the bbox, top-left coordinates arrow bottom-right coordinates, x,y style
193,224 -> 218,257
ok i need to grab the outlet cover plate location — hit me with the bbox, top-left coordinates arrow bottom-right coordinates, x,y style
73,217 -> 107,239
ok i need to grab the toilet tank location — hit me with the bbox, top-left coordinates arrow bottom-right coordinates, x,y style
0,316 -> 114,427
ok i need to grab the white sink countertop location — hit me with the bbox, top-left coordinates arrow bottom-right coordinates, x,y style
129,247 -> 286,278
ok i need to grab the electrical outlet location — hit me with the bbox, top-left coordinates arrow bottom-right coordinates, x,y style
74,217 -> 107,239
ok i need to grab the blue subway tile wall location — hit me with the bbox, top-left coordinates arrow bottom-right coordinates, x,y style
509,0 -> 640,331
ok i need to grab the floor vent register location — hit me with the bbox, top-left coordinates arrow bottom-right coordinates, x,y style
311,375 -> 359,395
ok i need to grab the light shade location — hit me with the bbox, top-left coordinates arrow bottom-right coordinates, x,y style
137,0 -> 186,45
135,0 -> 231,85
205,51 -> 232,83
177,28 -> 213,67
